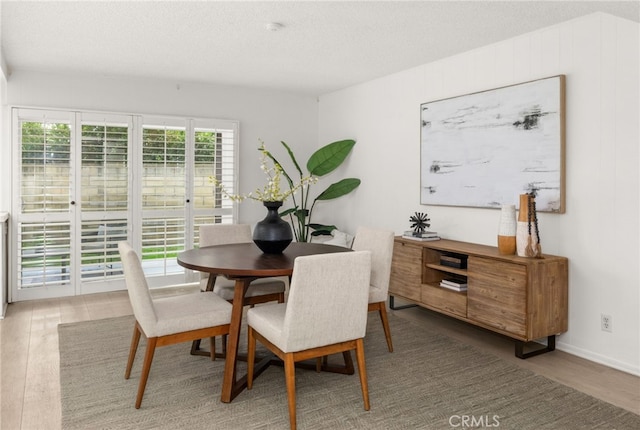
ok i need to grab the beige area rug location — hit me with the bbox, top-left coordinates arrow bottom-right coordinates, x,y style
59,313 -> 640,430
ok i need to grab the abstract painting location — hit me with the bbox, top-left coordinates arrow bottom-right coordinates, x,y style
420,75 -> 565,212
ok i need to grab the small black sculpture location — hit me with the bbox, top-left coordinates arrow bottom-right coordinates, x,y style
409,212 -> 430,235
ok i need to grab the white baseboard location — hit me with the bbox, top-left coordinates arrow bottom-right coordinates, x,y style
557,341 -> 640,377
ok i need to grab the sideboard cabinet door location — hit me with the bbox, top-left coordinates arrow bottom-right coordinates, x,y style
389,241 -> 422,302
467,256 -> 527,338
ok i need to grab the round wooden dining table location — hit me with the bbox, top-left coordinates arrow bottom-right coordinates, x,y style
177,241 -> 351,403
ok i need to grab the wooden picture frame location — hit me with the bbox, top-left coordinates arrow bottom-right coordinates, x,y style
420,75 -> 566,213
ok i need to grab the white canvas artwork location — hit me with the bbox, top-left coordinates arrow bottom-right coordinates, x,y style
420,75 -> 565,212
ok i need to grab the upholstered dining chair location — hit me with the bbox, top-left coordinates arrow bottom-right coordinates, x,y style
118,242 -> 232,409
352,226 -> 395,352
198,224 -> 286,303
246,251 -> 372,430
192,223 -> 286,356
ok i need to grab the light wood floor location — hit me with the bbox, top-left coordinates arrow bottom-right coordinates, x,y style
1,290 -> 638,430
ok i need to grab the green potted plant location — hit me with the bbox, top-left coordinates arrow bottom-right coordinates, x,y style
264,139 -> 361,242
213,139 -> 360,243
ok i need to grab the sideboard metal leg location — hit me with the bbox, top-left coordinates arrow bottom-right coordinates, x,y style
515,335 -> 556,359
389,295 -> 417,310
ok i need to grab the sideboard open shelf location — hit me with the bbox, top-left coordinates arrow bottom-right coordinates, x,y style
389,237 -> 568,358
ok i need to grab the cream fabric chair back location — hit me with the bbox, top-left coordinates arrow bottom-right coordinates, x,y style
352,226 -> 395,303
200,224 -> 252,247
281,251 -> 371,352
195,223 -> 286,309
118,242 -> 158,336
198,224 -> 252,286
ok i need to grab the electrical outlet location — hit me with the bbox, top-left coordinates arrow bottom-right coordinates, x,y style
601,314 -> 612,332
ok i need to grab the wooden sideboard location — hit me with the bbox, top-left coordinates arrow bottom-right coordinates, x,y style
389,237 -> 568,358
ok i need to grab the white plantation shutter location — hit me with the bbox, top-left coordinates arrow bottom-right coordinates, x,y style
15,110 -> 75,295
12,108 -> 239,300
80,122 -> 129,212
141,123 -> 187,211
18,221 -> 72,288
79,116 -> 131,284
19,118 -> 72,214
192,120 -> 237,248
139,117 -> 238,279
139,120 -> 187,276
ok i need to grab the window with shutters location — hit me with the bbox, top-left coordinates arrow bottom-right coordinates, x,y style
80,120 -> 130,282
17,114 -> 74,296
140,123 -> 187,277
192,124 -> 236,246
11,108 -> 238,301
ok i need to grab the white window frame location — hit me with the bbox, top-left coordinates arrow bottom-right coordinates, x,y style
10,107 -> 239,301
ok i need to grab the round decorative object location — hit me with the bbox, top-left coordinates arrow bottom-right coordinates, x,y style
409,212 -> 430,234
497,204 -> 516,255
253,201 -> 293,254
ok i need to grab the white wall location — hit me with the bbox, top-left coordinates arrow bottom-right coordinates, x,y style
318,13 -> 639,375
1,71 -> 319,224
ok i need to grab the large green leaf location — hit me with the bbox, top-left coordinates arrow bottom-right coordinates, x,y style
293,208 -> 308,223
307,139 -> 356,177
279,207 -> 297,217
309,224 -> 337,236
280,141 -> 304,177
315,178 -> 361,201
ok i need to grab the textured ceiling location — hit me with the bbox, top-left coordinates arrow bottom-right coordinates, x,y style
1,1 -> 638,96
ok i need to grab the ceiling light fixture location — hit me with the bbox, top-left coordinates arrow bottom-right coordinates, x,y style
265,22 -> 284,32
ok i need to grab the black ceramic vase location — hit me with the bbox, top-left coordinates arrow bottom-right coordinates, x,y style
253,201 -> 293,254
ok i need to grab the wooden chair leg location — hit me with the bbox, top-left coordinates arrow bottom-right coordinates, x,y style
190,289 -> 284,359
247,327 -> 256,389
125,322 -> 142,379
209,337 -> 216,361
135,337 -> 157,409
191,337 -> 219,359
342,350 -> 355,374
373,301 -> 394,352
190,339 -> 202,355
284,353 -> 297,430
355,338 -> 370,411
